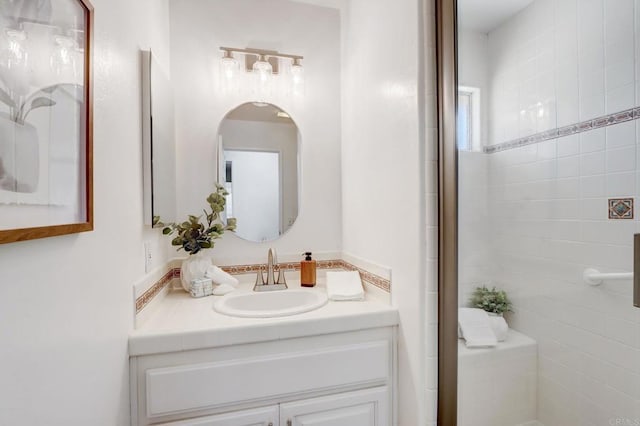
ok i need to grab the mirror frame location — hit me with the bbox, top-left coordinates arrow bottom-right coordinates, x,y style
216,102 -> 301,243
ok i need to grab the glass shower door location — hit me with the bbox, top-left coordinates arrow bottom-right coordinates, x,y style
456,0 -> 640,425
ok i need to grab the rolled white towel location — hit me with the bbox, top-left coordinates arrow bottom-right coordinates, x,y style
205,265 -> 239,287
326,271 -> 365,301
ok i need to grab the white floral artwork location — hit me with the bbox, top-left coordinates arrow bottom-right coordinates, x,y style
0,0 -> 89,232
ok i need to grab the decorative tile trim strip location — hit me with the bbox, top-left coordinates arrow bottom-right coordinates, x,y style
135,268 -> 179,314
484,107 -> 637,154
135,259 -> 391,314
219,259 -> 391,292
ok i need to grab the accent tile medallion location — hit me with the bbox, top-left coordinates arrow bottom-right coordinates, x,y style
608,198 -> 634,220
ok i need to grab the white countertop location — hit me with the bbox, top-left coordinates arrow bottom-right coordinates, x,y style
129,281 -> 399,357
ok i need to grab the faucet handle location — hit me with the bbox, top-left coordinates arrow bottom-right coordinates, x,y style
255,265 -> 266,286
276,266 -> 287,286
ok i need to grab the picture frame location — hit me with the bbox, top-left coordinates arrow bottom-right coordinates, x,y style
0,0 -> 94,244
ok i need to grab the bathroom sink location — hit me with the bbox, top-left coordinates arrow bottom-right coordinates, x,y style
213,289 -> 328,318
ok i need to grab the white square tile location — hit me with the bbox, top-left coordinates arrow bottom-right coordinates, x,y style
558,134 -> 580,157
581,175 -> 606,197
606,171 -> 636,196
606,83 -> 635,113
606,121 -> 636,149
580,94 -> 606,121
606,147 -> 637,173
580,198 -> 607,220
581,151 -> 606,175
605,60 -> 635,91
581,128 -> 606,153
558,156 -> 580,178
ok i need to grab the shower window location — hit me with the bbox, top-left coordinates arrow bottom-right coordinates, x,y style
457,86 -> 481,152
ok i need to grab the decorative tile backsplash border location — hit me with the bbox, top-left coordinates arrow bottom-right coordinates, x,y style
135,259 -> 391,314
135,268 -> 179,314
484,108 -> 637,154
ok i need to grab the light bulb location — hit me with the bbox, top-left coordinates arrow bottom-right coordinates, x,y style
253,55 -> 272,82
0,29 -> 27,71
50,35 -> 79,80
290,58 -> 304,96
291,58 -> 304,85
252,54 -> 273,100
220,50 -> 238,81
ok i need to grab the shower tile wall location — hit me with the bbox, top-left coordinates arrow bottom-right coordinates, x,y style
487,0 -> 638,147
487,125 -> 640,425
459,0 -> 640,425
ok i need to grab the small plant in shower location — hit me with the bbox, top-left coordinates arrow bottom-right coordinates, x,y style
155,184 -> 237,255
469,285 -> 513,315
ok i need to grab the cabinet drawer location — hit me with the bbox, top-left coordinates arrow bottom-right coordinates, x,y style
159,405 -> 278,425
146,340 -> 390,418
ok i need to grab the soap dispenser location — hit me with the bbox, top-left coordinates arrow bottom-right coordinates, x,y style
301,252 -> 317,287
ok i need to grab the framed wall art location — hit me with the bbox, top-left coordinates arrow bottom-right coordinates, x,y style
0,0 -> 93,243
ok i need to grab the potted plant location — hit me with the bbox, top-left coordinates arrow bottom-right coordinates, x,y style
469,285 -> 512,341
469,285 -> 512,316
156,184 -> 236,291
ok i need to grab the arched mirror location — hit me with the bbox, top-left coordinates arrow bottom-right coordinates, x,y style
217,102 -> 300,243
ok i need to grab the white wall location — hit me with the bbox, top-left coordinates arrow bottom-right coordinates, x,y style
169,0 -> 342,264
0,0 -> 171,424
341,0 -> 431,423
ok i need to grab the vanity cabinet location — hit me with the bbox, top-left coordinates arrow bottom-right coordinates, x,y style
280,386 -> 388,426
130,328 -> 396,426
159,387 -> 388,426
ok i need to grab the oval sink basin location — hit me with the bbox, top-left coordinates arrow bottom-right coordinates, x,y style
213,289 -> 328,318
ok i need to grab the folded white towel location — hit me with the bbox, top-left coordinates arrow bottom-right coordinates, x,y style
326,271 -> 365,301
205,265 -> 239,287
458,308 -> 497,348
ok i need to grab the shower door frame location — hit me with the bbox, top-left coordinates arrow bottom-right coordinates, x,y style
435,0 -> 458,424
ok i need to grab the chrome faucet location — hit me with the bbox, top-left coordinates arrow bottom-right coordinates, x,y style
254,248 -> 288,291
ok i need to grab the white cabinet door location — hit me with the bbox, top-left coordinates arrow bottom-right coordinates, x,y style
160,405 -> 278,426
279,387 -> 389,426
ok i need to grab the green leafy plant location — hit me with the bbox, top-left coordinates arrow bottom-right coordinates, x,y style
469,285 -> 512,315
155,184 -> 237,255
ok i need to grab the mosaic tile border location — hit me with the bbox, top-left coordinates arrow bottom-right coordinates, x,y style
135,268 -> 179,314
484,107 -> 637,154
135,259 -> 392,314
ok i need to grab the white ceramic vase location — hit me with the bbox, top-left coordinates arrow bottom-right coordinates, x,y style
488,312 -> 509,342
180,251 -> 212,292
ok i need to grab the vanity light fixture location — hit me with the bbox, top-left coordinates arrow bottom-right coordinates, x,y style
219,46 -> 304,97
276,111 -> 290,118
